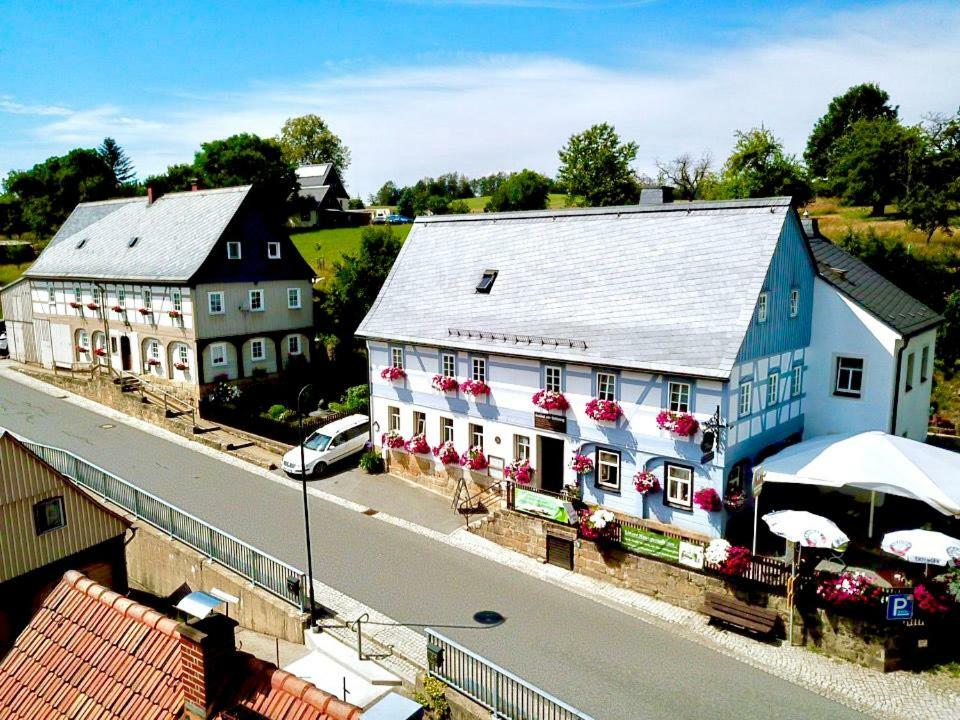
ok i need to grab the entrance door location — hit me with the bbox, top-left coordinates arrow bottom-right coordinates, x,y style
119,336 -> 132,371
538,436 -> 565,493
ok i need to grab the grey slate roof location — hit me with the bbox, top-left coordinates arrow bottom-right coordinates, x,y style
801,219 -> 942,336
26,186 -> 251,283
296,164 -> 333,188
357,198 -> 793,379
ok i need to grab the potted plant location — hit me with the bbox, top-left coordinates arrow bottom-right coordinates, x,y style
145,357 -> 162,367
381,430 -> 406,449
111,304 -> 124,313
580,507 -> 616,541
584,398 -> 622,422
656,410 -> 700,437
459,446 -> 489,471
460,379 -> 490,397
168,309 -> 182,319
174,361 -> 188,371
94,348 -> 107,357
723,489 -> 747,513
359,450 -> 385,474
380,366 -> 407,381
405,433 -> 431,455
86,302 -> 100,311
815,571 -> 885,611
431,374 -> 459,393
569,453 -> 594,475
693,487 -> 722,512
505,458 -> 534,484
433,440 -> 460,465
138,307 -> 153,316
705,539 -> 752,577
532,389 -> 569,412
633,469 -> 660,495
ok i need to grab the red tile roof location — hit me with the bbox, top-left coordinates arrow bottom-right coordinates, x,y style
0,572 -> 363,720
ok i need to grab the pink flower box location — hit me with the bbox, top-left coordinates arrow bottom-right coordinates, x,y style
714,546 -> 752,577
69,302 -> 82,309
656,410 -> 700,437
380,366 -> 407,381
433,441 -> 460,465
816,572 -> 884,609
381,430 -> 406,449
168,310 -> 182,318
86,302 -> 100,311
505,459 -> 534,484
532,389 -> 569,412
174,362 -> 189,371
111,305 -> 124,313
431,374 -> 459,393
460,379 -> 490,397
633,470 -> 660,495
584,398 -> 622,422
459,447 -> 489,471
138,307 -> 153,316
569,453 -> 594,475
145,358 -> 161,367
405,434 -> 431,455
693,487 -> 721,512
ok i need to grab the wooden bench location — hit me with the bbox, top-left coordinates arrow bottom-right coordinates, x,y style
703,592 -> 779,637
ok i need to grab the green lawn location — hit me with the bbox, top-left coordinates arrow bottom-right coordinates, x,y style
0,262 -> 30,287
291,225 -> 412,284
462,194 -> 569,212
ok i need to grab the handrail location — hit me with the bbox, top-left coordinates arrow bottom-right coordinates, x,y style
456,480 -> 505,521
109,366 -> 196,425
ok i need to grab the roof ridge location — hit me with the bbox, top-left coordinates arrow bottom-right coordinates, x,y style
240,654 -> 361,719
73,196 -> 145,208
62,570 -> 181,637
159,184 -> 252,198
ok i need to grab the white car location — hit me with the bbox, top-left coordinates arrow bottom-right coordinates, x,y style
282,413 -> 369,477
0,331 -> 7,356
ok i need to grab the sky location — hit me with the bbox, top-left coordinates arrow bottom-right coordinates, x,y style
1,0 -> 958,198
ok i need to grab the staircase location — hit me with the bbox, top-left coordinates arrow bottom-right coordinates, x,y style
456,481 -> 505,524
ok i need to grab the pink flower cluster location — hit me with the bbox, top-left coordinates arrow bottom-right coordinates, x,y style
111,305 -> 124,313
693,487 -> 722,512
532,389 -> 569,412
633,470 -> 660,495
723,490 -> 747,512
716,546 -> 752,577
381,430 -> 405,449
459,446 -> 489,471
405,434 -> 431,455
460,379 -> 490,397
584,398 -> 622,422
146,358 -> 161,367
505,459 -> 534,484
86,302 -> 100,311
816,572 -> 884,609
569,453 -> 594,475
914,583 -> 955,616
433,441 -> 460,465
380,366 -> 407,381
656,411 -> 700,437
431,374 -> 459,393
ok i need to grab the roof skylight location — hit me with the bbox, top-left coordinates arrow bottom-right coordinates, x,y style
476,269 -> 498,294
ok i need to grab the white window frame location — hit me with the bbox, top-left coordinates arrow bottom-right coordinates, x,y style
514,435 -> 530,462
178,345 -> 189,366
440,416 -> 454,443
250,338 -> 266,362
288,335 -> 301,356
227,241 -> 242,260
77,330 -> 89,350
413,411 -> 426,436
267,241 -> 281,259
34,496 -> 66,534
391,347 -> 404,369
149,340 -> 161,362
789,289 -> 799,318
172,289 -> 182,313
441,352 -> 456,378
545,365 -> 562,393
142,288 -> 151,309
472,357 -> 487,383
249,289 -> 264,312
73,286 -> 82,305
389,406 -> 400,432
207,292 -> 224,315
469,423 -> 484,450
210,342 -> 227,367
596,449 -> 620,491
665,464 -> 693,510
668,381 -> 690,413
834,357 -> 864,398
767,372 -> 779,405
597,372 -> 617,402
757,292 -> 768,323
792,366 -> 802,397
287,287 -> 302,309
739,381 -> 752,417
921,346 -> 930,383
91,287 -> 100,306
47,283 -> 56,305
117,286 -> 125,306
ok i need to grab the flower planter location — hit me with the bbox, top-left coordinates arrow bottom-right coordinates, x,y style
459,446 -> 489,471
69,302 -> 82,309
431,374 -> 459,393
174,362 -> 189,371
138,308 -> 153,316
145,359 -> 162,367
633,470 -> 660,495
381,430 -> 406,449
569,453 -> 594,475
532,389 -> 569,412
75,346 -> 89,354
580,507 -> 616,541
460,380 -> 490,398
816,571 -> 885,611
380,366 -> 407,381
705,539 -> 753,577
86,303 -> 100,311
405,434 -> 431,455
693,487 -> 721,512
433,441 -> 460,466
505,459 -> 534,484
656,411 -> 700,438
94,348 -> 107,357
168,310 -> 182,319
111,305 -> 124,313
723,491 -> 747,513
584,398 -> 622,422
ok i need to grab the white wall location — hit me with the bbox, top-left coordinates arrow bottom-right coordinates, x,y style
895,328 -> 937,440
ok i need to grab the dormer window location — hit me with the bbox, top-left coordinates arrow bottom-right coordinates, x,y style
227,242 -> 242,260
267,242 -> 281,259
128,236 -> 139,248
76,238 -> 87,249
476,269 -> 498,293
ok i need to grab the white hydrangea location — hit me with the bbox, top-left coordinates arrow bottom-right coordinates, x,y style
589,508 -> 616,529
705,538 -> 732,565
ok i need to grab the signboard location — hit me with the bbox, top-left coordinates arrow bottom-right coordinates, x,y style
678,541 -> 705,570
514,488 -> 574,524
886,593 -> 914,621
534,412 -> 567,433
620,525 -> 680,562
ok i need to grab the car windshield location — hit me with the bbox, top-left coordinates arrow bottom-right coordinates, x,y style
303,433 -> 332,452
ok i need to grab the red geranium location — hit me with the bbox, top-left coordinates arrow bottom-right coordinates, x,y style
584,398 -> 622,422
381,430 -> 406,449
569,453 -> 594,474
532,389 -> 569,412
86,302 -> 100,311
461,379 -> 490,397
633,470 -> 660,495
431,374 -> 459,393
405,434 -> 431,455
433,441 -> 460,465
816,572 -> 885,609
380,366 -> 407,381
505,459 -> 534,484
111,305 -> 124,313
94,348 -> 107,357
138,307 -> 153,316
914,583 -> 954,617
716,546 -> 752,577
693,487 -> 721,512
656,410 -> 700,437
459,446 -> 489,470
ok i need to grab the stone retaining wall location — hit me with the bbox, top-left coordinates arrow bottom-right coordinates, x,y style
385,449 -> 493,501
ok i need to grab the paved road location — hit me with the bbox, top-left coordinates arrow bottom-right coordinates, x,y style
0,374 -> 869,720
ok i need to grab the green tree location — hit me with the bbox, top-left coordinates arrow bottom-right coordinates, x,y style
828,117 -> 918,216
901,111 -> 960,241
470,172 -> 509,197
557,123 -> 639,206
370,181 -> 400,206
276,114 -> 351,172
940,290 -> 960,372
805,83 -> 898,179
193,133 -> 298,223
347,197 -> 365,210
98,137 -> 136,186
142,163 -> 197,195
0,195 -> 26,238
655,153 -> 713,201
484,169 -> 551,212
709,127 -> 811,206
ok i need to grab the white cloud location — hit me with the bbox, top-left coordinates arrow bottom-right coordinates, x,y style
0,96 -> 72,117
5,2 -> 959,196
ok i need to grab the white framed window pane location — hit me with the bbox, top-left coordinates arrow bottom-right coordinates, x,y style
391,347 -> 403,368
545,366 -> 562,393
790,289 -> 799,317
74,287 -> 82,303
143,289 -> 151,307
666,465 -> 692,506
389,406 -> 400,431
211,344 -> 226,366
470,423 -> 483,449
288,336 -> 300,355
757,292 -> 768,322
835,357 -> 863,397
442,353 -> 456,377
739,382 -> 752,417
287,288 -> 301,309
78,330 -> 88,348
117,287 -> 125,304
179,345 -> 189,364
792,366 -> 802,397
227,242 -> 241,259
472,358 -> 486,382
768,373 -> 778,404
47,284 -> 55,303
251,340 -> 265,361
597,450 -> 620,489
172,290 -> 182,312
249,290 -> 264,312
668,382 -> 690,413
514,435 -> 530,461
92,287 -> 100,305
208,292 -> 223,314
414,411 -> 426,435
267,242 -> 281,259
441,417 -> 454,443
597,372 -> 616,401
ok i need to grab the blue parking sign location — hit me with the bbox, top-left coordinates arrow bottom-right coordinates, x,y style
886,593 -> 914,621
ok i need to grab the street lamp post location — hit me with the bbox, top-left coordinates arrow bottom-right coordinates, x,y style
298,384 -> 318,627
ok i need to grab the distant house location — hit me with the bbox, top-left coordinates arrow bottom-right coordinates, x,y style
0,185 -> 316,396
0,570 -> 362,719
0,431 -> 129,651
290,164 -> 368,229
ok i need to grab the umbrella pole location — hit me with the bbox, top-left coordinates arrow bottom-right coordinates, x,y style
868,491 -> 876,538
752,495 -> 759,555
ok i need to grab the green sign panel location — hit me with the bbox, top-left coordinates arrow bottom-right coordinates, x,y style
620,525 -> 680,562
515,488 -> 572,524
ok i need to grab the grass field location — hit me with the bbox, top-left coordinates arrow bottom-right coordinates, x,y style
291,224 -> 412,284
462,193 -> 569,212
0,262 -> 30,286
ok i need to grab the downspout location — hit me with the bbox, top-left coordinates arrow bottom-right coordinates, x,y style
889,335 -> 909,436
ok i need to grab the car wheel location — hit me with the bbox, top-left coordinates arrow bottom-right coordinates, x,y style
312,462 -> 327,478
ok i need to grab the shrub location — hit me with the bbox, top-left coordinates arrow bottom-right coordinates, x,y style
414,676 -> 450,720
359,450 -> 384,474
267,404 -> 288,420
329,384 -> 369,414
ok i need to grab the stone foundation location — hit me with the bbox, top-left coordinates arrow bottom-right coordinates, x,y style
385,449 -> 494,501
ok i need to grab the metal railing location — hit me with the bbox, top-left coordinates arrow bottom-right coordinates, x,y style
426,629 -> 595,720
5,428 -> 307,611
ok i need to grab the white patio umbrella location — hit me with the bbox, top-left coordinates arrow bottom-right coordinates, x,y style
762,510 -> 850,550
881,529 -> 960,567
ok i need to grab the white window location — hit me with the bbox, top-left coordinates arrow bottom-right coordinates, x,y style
441,352 -> 456,378
789,289 -> 799,318
227,241 -> 241,260
288,335 -> 301,356
211,343 -> 227,367
665,464 -> 693,509
668,381 -> 690,413
389,406 -> 400,432
117,287 -> 125,305
921,346 -> 930,383
267,242 -> 281,259
391,347 -> 404,369
47,284 -> 55,304
73,286 -> 82,305
178,345 -> 189,365
472,357 -> 487,383
834,357 -> 864,398
77,330 -> 89,350
597,372 -> 616,401
905,352 -> 916,393
514,435 -> 530,461
738,382 -> 752,417
172,289 -> 182,313
792,366 -> 802,397
757,292 -> 768,323
469,423 -> 484,450
142,288 -> 151,309
208,292 -> 224,315
414,411 -> 426,436
767,372 -> 779,405
545,365 -> 562,393
597,449 -> 620,491
91,287 -> 100,306
250,338 -> 266,361
287,288 -> 302,309
149,340 -> 160,361
441,416 -> 454,443
249,289 -> 264,312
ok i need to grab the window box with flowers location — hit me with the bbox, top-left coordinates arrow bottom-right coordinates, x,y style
656,411 -> 700,438
146,358 -> 162,367
380,366 -> 407,382
584,398 -> 622,423
69,301 -> 83,310
460,379 -> 490,398
111,305 -> 124,314
405,434 -> 431,455
431,375 -> 459,393
633,469 -> 660,495
693,487 -> 721,512
580,507 -> 616,541
381,430 -> 406,450
433,441 -> 460,465
815,571 -> 885,611
75,345 -> 89,354
138,308 -> 153,317
460,446 -> 489,471
174,362 -> 189,371
94,348 -> 107,357
532,389 -> 569,412
505,459 -> 534,485
913,570 -> 959,619
569,453 -> 594,475
704,539 -> 752,577
86,302 -> 100,311
168,310 -> 182,319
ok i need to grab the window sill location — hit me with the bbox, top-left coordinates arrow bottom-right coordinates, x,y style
663,501 -> 694,512
595,484 -> 621,495
832,391 -> 862,399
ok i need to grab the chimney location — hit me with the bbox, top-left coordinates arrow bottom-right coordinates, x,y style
191,178 -> 200,192
178,614 -> 238,719
639,185 -> 674,205
147,186 -> 154,205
